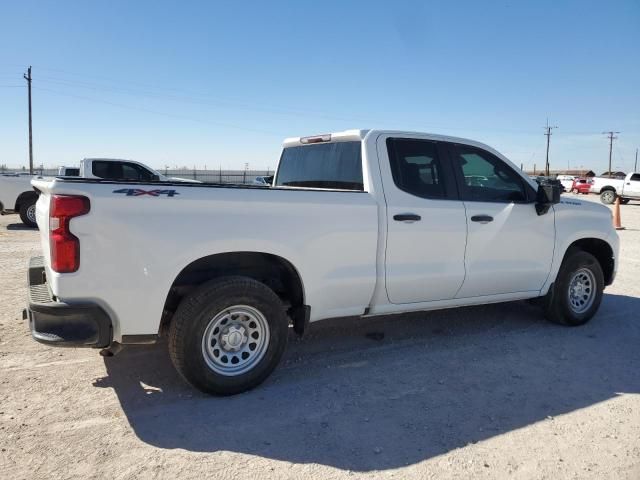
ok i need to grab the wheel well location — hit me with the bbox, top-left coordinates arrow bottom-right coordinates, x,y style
567,238 -> 615,286
599,187 -> 615,194
161,252 -> 305,333
15,191 -> 38,211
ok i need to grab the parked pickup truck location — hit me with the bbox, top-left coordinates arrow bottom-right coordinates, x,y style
26,129 -> 619,395
590,172 -> 640,204
0,173 -> 44,227
1,158 -> 199,227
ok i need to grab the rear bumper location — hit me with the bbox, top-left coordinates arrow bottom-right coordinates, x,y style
25,256 -> 112,348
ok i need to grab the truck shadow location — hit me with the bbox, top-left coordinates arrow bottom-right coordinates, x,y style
94,294 -> 640,472
6,223 -> 36,230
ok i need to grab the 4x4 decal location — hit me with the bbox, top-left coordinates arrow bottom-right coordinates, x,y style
113,188 -> 180,197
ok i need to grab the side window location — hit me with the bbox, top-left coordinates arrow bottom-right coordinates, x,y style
630,174 -> 640,182
386,138 -> 448,199
121,163 -> 154,181
452,145 -> 528,203
92,161 -> 122,180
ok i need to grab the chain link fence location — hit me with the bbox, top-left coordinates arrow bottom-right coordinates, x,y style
1,166 -> 273,185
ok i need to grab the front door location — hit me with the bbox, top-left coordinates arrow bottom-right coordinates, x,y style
447,143 -> 555,298
378,135 -> 467,304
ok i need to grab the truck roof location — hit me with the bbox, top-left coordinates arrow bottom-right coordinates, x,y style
282,129 -> 495,151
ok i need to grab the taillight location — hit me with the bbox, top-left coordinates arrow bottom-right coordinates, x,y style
50,195 -> 90,273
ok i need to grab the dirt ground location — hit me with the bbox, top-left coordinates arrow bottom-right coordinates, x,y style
1,195 -> 639,480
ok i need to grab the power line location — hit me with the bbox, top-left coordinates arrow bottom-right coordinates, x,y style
32,86 -> 286,136
602,131 -> 620,178
543,119 -> 558,176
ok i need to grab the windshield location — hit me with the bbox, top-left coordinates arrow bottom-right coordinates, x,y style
275,141 -> 363,190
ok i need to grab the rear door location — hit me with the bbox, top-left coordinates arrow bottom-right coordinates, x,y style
378,134 -> 467,303
446,142 -> 555,298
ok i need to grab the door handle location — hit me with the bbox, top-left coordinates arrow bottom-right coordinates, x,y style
470,215 -> 493,224
393,213 -> 421,222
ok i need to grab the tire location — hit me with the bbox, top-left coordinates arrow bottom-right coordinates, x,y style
168,276 -> 289,395
571,188 -> 578,194
543,250 -> 604,326
19,197 -> 38,228
621,198 -> 630,205
600,190 -> 616,204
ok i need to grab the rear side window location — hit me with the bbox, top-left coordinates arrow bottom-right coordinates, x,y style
630,174 -> 640,182
386,138 -> 447,199
275,141 -> 363,190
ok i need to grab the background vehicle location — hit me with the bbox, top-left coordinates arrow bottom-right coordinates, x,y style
590,172 -> 640,204
252,175 -> 274,186
571,178 -> 593,194
77,158 -> 201,183
27,129 -> 618,395
58,166 -> 80,176
1,158 -> 200,227
0,173 -> 42,227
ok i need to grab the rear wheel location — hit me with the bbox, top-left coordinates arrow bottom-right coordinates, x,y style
600,190 -> 616,204
543,250 -> 604,326
19,198 -> 37,227
168,276 -> 289,395
571,188 -> 579,194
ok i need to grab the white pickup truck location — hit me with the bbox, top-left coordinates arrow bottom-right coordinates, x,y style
1,158 -> 197,227
590,172 -> 640,204
26,129 -> 619,395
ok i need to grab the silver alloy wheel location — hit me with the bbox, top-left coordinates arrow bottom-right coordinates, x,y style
602,191 -> 615,203
201,305 -> 270,376
26,204 -> 36,224
567,268 -> 596,314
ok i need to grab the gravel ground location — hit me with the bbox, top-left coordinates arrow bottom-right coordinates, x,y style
1,194 -> 639,480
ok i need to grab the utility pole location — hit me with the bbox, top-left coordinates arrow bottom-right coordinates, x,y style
543,119 -> 558,177
602,131 -> 620,178
635,148 -> 638,172
23,66 -> 33,174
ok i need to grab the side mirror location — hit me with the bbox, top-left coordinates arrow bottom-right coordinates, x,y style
535,180 -> 561,215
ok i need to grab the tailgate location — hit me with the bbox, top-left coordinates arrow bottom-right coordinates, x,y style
31,178 -> 54,281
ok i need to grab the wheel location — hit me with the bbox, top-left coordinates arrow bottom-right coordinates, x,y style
543,250 -> 604,326
621,198 -> 630,205
168,276 -> 289,395
571,188 -> 579,194
19,197 -> 38,227
600,190 -> 616,204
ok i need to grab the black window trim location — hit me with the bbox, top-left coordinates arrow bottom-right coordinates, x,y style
386,137 -> 460,201
444,142 -> 536,204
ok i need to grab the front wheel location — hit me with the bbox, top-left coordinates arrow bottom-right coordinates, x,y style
168,276 -> 289,395
600,190 -> 616,204
543,250 -> 604,326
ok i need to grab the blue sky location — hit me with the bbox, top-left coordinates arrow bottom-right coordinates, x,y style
1,0 -> 638,172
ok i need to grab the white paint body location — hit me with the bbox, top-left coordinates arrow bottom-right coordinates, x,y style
31,130 -> 619,342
